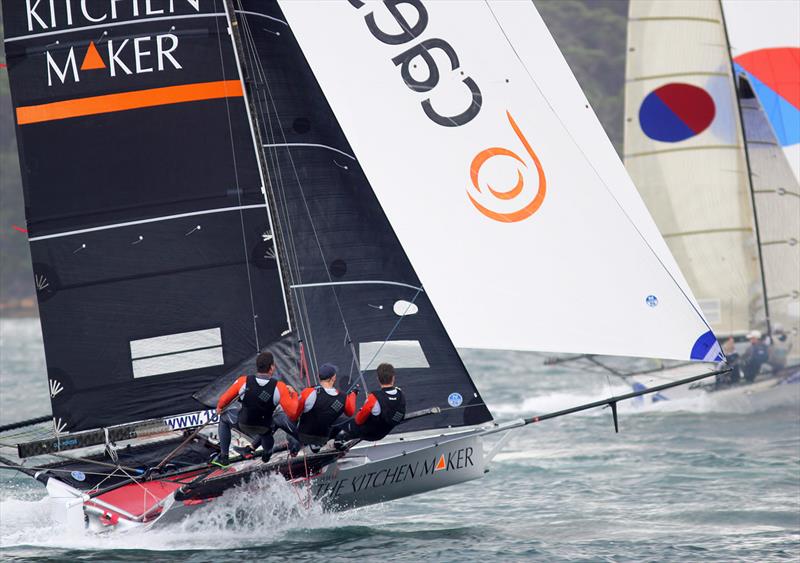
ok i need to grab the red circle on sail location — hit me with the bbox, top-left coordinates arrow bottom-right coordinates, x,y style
639,83 -> 716,142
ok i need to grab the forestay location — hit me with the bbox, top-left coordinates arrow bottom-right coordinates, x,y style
624,0 -> 760,338
280,0 -> 719,362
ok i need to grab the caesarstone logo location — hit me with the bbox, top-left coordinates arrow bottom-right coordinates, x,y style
22,0 -> 200,86
467,111 -> 547,223
348,0 -> 482,127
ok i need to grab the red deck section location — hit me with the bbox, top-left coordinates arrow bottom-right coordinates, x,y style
90,480 -> 182,519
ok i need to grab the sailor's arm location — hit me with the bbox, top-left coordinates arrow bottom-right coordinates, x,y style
354,394 -> 378,425
274,381 -> 299,418
344,392 -> 357,417
217,376 -> 247,413
289,387 -> 315,421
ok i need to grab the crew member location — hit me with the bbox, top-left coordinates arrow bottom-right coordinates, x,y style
214,352 -> 298,464
339,363 -> 406,442
741,330 -> 769,383
293,363 -> 356,449
767,324 -> 792,373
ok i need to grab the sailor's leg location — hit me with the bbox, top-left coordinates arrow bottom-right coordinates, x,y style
273,412 -> 302,455
260,432 -> 275,463
218,419 -> 232,456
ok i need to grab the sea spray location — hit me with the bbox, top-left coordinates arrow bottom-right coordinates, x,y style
0,472 -> 362,552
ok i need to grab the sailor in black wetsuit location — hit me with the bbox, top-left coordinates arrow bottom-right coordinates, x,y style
741,330 -> 769,383
339,363 -> 406,442
215,352 -> 299,464
293,363 -> 357,450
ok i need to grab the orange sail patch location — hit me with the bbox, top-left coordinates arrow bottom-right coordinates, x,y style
81,41 -> 106,71
16,80 -> 244,125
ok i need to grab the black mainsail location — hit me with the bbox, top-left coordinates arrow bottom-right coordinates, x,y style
2,0 -> 491,436
2,0 -> 288,431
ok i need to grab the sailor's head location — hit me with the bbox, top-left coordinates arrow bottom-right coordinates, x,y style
746,330 -> 762,344
319,363 -> 338,386
376,363 -> 396,387
256,352 -> 275,375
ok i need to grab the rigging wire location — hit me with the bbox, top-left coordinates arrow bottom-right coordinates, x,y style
237,4 -> 360,380
213,3 -> 261,351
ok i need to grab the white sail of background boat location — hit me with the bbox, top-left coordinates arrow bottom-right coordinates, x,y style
621,0 -> 799,401
0,0 -> 723,532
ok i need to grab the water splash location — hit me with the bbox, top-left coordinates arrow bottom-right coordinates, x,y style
0,473 -> 362,552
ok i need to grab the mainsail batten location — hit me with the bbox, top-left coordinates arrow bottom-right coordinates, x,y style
279,0 -> 718,362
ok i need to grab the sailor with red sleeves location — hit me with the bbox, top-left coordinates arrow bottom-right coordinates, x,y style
340,363 -> 406,442
214,352 -> 299,465
293,363 -> 357,450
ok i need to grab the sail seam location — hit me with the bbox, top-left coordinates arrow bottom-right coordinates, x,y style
625,144 -> 741,158
27,204 -> 267,241
662,227 -> 752,238
290,281 -> 424,292
234,10 -> 288,26
630,17 -> 721,24
627,71 -> 728,82
262,142 -> 357,161
4,13 -> 226,43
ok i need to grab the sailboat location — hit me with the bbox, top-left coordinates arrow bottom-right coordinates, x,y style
621,0 -> 800,404
1,0 -> 725,532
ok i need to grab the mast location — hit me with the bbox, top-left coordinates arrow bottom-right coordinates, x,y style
223,0 -> 296,333
719,0 -> 772,338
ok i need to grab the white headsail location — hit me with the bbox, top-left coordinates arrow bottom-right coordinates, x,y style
722,0 -> 800,182
624,0 -> 760,337
279,0 -> 719,362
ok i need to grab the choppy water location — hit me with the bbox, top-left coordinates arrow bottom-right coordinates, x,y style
1,318 -> 799,562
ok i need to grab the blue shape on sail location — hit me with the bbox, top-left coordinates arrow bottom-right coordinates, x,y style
690,330 -> 724,362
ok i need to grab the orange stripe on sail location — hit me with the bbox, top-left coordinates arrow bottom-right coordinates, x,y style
16,80 -> 244,125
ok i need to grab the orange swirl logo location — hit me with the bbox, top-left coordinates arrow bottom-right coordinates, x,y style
468,111 -> 546,223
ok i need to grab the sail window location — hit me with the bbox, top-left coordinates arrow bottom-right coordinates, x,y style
359,340 -> 429,371
130,328 -> 223,378
698,299 -> 722,325
393,300 -> 419,316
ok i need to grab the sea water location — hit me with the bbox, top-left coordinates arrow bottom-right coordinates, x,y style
1,318 -> 798,562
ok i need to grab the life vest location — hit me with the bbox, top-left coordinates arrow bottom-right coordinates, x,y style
362,387 -> 406,441
298,386 -> 345,440
239,375 -> 277,428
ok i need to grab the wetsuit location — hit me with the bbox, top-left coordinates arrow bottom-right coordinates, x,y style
293,386 -> 356,446
216,374 -> 299,461
344,386 -> 406,442
741,342 -> 769,383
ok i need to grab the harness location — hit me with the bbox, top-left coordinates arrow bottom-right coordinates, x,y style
239,375 -> 278,428
362,387 -> 406,440
298,386 -> 345,440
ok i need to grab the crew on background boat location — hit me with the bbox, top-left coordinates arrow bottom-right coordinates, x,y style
716,336 -> 741,387
741,330 -> 770,383
214,352 -> 300,465
293,363 -> 357,450
766,324 -> 792,373
337,363 -> 406,442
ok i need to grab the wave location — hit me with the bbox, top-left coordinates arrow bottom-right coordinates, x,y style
0,474 -> 366,552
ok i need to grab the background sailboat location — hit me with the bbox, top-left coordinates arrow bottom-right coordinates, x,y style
622,0 -> 799,400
